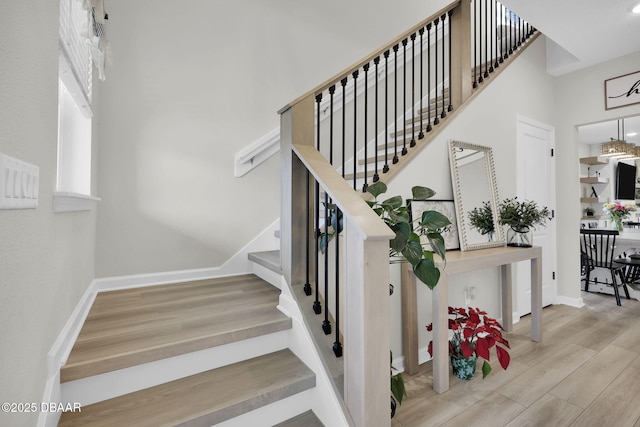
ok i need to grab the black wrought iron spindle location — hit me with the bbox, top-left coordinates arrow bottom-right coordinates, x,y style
484,0 -> 489,78
410,33 -> 416,147
383,50 -> 390,173
402,38 -> 408,156
373,56 -> 380,182
313,94 -> 322,315
304,169 -> 311,296
448,9 -> 453,112
393,44 -> 399,164
341,78 -> 347,179
418,27 -> 425,139
500,3 -> 506,62
352,70 -> 359,190
440,14 -> 446,119
333,205 -> 342,357
426,23 -> 433,131
322,192 -> 331,335
363,63 -> 369,192
509,9 -> 514,54
472,0 -> 478,89
433,17 -> 440,125
478,0 -> 484,83
490,0 -> 496,72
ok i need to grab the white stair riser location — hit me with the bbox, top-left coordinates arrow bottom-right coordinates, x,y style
61,330 -> 289,406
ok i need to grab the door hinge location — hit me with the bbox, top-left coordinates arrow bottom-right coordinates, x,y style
551,148 -> 555,157
552,271 -> 556,280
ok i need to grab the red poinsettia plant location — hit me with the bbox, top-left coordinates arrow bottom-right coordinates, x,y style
427,306 -> 511,379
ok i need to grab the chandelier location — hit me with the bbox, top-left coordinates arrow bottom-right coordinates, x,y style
600,119 -> 638,158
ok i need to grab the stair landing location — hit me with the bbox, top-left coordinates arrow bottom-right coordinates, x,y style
61,274 -> 291,382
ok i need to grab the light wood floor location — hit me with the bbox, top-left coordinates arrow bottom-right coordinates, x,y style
392,291 -> 640,427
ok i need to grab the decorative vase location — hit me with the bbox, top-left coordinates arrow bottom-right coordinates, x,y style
390,395 -> 397,418
450,355 -> 477,380
614,217 -> 623,232
507,227 -> 532,247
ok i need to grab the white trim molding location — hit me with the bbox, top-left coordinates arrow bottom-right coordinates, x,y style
53,192 -> 101,212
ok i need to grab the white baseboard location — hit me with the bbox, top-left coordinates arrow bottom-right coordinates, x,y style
555,295 -> 585,308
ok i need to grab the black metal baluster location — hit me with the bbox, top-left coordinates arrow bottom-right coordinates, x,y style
426,23 -> 433,131
440,14 -> 446,119
433,17 -> 440,125
410,33 -> 416,147
402,38 -> 408,156
484,0 -> 489,78
373,56 -> 380,182
352,70 -> 359,189
322,192 -> 331,335
509,9 -> 514,54
448,9 -> 453,112
329,85 -> 335,167
304,169 -> 311,296
341,77 -> 347,179
313,93 -> 322,315
500,2 -> 506,62
333,206 -> 343,357
383,51 -> 390,173
363,63 -> 369,192
419,27 -> 425,139
393,44 -> 399,164
491,0 -> 500,72
518,15 -> 523,45
478,0 -> 484,83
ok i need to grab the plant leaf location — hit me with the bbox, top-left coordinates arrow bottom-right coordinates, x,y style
382,195 -> 403,210
496,345 -> 511,370
420,211 -> 452,230
413,258 -> 440,289
411,186 -> 436,200
461,341 -> 474,358
482,360 -> 492,379
367,181 -> 387,198
390,222 -> 411,252
427,233 -> 446,261
475,337 -> 490,360
402,234 -> 424,266
390,373 -> 407,405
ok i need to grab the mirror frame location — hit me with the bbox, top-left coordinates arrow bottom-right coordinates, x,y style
448,139 -> 505,251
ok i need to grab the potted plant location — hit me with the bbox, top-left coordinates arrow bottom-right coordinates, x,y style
390,352 -> 406,418
498,197 -> 551,247
584,206 -> 595,217
468,200 -> 495,241
427,307 -> 511,380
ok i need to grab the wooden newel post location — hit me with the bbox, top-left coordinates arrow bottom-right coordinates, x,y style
344,225 -> 392,427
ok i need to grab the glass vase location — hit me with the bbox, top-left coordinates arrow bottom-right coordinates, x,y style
614,217 -> 623,232
507,227 -> 532,247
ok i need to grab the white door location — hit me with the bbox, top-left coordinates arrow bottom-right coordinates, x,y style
515,115 -> 557,317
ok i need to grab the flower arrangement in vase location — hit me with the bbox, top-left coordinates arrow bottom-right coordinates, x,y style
427,307 -> 511,380
603,201 -> 636,231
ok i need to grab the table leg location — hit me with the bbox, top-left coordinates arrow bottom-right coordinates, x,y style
501,263 -> 513,332
531,256 -> 542,342
432,270 -> 449,394
401,263 -> 418,375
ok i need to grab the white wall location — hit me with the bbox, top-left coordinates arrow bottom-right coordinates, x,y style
95,0 -> 453,277
0,2 -> 98,426
555,50 -> 640,303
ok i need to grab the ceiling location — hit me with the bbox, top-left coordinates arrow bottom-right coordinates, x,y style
500,0 -> 640,76
499,0 -> 640,145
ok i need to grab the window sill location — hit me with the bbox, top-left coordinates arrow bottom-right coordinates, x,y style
53,192 -> 101,213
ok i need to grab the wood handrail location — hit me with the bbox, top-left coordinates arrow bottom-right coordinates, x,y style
293,144 -> 394,242
278,0 -> 461,114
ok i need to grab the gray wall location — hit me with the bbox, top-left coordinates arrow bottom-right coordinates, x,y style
94,0 -> 452,277
0,2 -> 98,426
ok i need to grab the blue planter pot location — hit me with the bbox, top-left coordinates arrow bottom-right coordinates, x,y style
451,355 -> 477,380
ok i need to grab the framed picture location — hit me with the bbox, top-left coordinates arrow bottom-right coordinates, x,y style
407,199 -> 460,250
604,70 -> 640,110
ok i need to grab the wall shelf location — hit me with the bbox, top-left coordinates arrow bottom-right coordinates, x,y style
580,176 -> 609,184
580,156 -> 608,165
580,197 -> 604,203
582,215 -> 602,220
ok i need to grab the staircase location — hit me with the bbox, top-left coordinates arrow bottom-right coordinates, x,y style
56,274 -> 326,426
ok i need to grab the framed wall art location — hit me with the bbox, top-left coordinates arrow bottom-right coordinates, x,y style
605,70 -> 640,110
408,199 -> 460,251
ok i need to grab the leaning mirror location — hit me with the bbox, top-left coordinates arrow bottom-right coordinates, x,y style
448,140 -> 505,251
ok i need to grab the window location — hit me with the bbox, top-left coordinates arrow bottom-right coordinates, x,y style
55,0 -> 107,211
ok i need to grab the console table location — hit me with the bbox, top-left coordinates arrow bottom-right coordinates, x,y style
401,246 -> 542,393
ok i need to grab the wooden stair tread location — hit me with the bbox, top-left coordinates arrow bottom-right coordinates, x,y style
248,250 -> 281,274
58,349 -> 316,427
61,274 -> 291,382
274,410 -> 325,427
